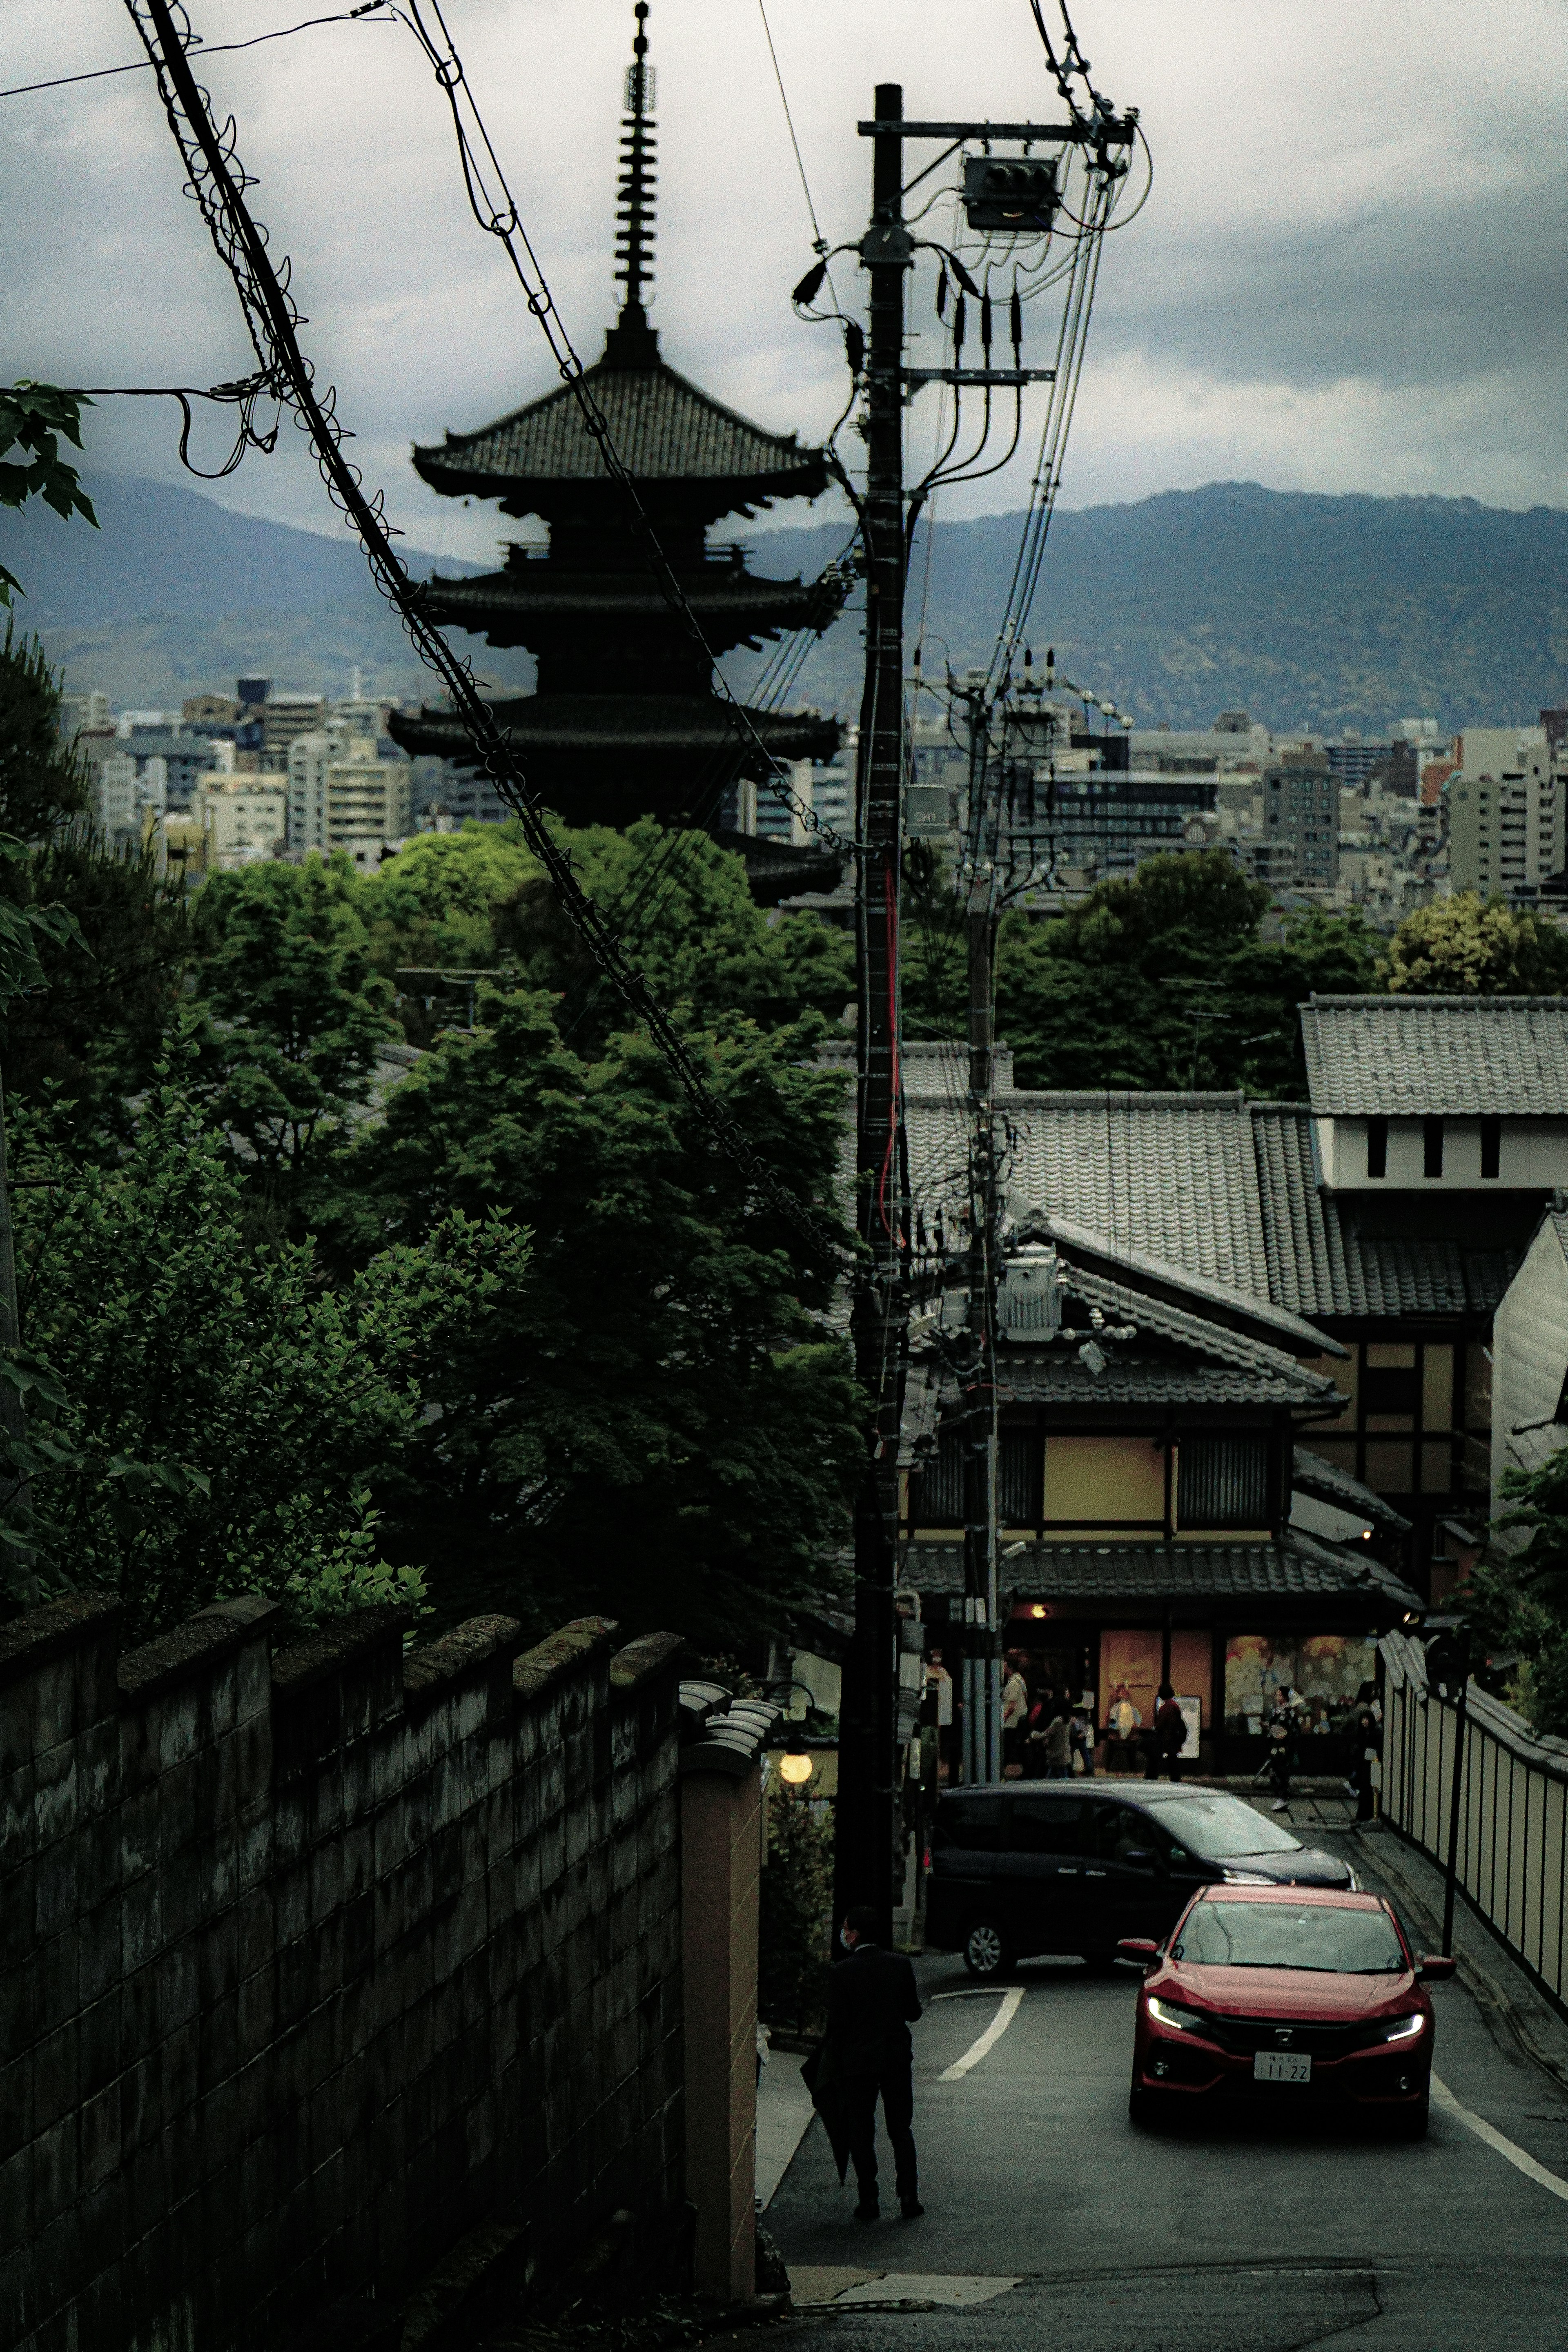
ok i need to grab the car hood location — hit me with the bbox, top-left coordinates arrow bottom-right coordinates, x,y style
1165,1963 -> 1418,2021
1221,1846 -> 1352,1886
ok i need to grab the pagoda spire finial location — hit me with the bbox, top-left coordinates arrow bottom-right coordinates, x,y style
606,1 -> 659,366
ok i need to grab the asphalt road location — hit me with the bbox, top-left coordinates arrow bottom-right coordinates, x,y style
764,1825 -> 1568,2351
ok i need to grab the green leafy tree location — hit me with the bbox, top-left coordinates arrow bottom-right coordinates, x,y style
0,626 -> 185,1143
1381,891 -> 1568,995
323,989 -> 860,1645
0,385 -> 97,607
759,1791 -> 835,2029
189,858 -> 398,1227
982,852 -> 1381,1094
358,825 -> 537,989
8,1057 -> 530,1637
488,817 -> 855,1047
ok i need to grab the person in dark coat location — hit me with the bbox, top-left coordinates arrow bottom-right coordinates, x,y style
826,1905 -> 924,2221
1146,1683 -> 1186,1781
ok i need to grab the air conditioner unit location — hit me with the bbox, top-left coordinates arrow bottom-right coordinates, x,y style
1000,1244 -> 1062,1342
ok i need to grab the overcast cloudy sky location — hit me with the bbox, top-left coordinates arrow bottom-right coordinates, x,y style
7,0 -> 1568,564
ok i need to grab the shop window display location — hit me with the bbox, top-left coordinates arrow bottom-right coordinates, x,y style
1223,1632 -> 1374,1737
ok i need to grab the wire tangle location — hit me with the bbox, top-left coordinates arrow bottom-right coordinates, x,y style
122,0 -> 847,1267
57,370 -> 283,479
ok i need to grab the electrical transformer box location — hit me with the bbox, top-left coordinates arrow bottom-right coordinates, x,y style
962,154 -> 1059,236
905,782 -> 957,839
999,1244 -> 1063,1342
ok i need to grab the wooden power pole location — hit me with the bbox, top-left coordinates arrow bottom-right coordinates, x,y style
835,83 -> 911,1942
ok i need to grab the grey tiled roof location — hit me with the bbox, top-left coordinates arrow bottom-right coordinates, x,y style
1292,1447 -> 1412,1533
1252,1105 -> 1519,1318
1301,994 -> 1568,1117
907,1091 -> 1271,1295
905,1533 -> 1418,1610
996,1265 -> 1341,1406
1033,1214 -> 1343,1358
413,351 -> 827,498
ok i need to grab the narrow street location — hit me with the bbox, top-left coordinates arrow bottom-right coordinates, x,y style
763,1811 -> 1568,2351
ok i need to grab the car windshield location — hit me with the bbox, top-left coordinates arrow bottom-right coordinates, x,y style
1138,1794 -> 1303,1858
1172,1901 -> 1407,1974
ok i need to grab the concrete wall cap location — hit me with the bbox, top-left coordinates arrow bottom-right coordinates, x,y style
118,1606 -> 263,1707
609,1630 -> 684,1691
512,1615 -> 618,1702
0,1587 -> 120,1692
271,1602 -> 414,1703
403,1613 -> 523,1704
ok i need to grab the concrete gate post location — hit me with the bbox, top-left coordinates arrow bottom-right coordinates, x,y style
678,1693 -> 780,2303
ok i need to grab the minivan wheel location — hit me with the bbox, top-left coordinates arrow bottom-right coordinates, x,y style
962,1918 -> 1012,1979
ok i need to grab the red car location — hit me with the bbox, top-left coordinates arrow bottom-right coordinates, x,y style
1120,1884 -> 1456,2138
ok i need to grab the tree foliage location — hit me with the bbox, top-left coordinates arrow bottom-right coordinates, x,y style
321,989 -> 860,1647
907,851 -> 1381,1095
0,385 -> 97,607
189,859 -> 398,1225
1381,891 -> 1568,996
0,627 -> 185,1140
9,1055 -> 530,1639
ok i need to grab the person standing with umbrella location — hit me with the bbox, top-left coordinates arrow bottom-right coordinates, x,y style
823,1906 -> 924,2222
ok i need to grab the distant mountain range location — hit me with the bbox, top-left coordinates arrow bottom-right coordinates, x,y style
6,473 -> 1568,733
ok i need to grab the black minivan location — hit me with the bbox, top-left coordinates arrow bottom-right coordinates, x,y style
925,1784 -> 1356,1978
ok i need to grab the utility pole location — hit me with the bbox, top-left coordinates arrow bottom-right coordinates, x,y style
961,685 -> 1001,1784
836,83 -> 911,1942
831,89 -> 1138,1929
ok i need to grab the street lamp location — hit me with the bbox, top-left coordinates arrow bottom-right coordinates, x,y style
777,1742 -> 814,1787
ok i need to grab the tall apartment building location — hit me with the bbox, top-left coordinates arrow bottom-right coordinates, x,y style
57,688 -> 111,738
1446,726 -> 1562,895
287,734 -> 413,857
1263,751 -> 1339,886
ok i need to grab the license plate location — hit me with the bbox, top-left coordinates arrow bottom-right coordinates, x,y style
1254,2051 -> 1312,2083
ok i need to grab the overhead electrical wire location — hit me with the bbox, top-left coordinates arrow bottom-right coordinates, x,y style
120,0 -> 845,1264
0,2 -> 391,100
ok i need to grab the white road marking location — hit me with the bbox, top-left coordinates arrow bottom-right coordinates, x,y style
832,2275 -> 1021,2307
1432,2073 -> 1568,2203
940,1987 -> 1023,2080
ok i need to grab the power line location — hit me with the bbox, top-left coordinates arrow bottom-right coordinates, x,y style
122,0 -> 846,1265
755,0 -> 829,260
0,3 -> 391,101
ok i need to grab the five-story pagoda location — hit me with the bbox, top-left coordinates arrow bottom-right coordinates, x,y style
390,2 -> 847,831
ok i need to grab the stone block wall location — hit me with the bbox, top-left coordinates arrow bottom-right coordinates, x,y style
0,1590 -> 685,2352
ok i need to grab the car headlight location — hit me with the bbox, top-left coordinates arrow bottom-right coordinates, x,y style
1146,1995 -> 1207,2034
1380,2013 -> 1425,2043
1221,1868 -> 1274,1884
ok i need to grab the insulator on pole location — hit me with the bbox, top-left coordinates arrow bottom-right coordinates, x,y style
953,293 -> 966,356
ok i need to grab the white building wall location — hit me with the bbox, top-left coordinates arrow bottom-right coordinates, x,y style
1315,1114 -> 1568,1190
1492,1214 -> 1568,1519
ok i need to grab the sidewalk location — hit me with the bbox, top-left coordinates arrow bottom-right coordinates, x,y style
755,2037 -> 817,2208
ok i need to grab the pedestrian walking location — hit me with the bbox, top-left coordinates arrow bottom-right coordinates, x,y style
1352,1705 -> 1381,1822
1069,1704 -> 1096,1776
1146,1684 -> 1185,1782
1001,1654 -> 1029,1779
1265,1690 -> 1296,1810
1044,1706 -> 1072,1778
826,1907 -> 924,2223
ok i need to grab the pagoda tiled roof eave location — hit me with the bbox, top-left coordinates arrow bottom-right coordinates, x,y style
410,350 -> 831,501
386,696 -> 842,761
418,567 -> 844,630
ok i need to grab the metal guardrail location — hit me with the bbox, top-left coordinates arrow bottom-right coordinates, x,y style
1380,1630 -> 1568,2015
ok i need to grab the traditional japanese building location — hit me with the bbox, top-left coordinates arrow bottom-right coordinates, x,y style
390,2 -> 849,839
